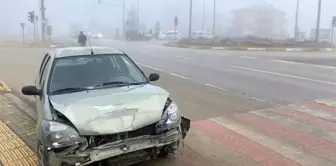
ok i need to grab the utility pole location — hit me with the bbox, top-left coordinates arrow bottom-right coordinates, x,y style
294,0 -> 299,42
137,0 -> 139,26
122,0 -> 125,39
41,0 -> 46,42
315,0 -> 322,44
189,0 -> 193,39
202,0 -> 205,31
213,0 -> 216,37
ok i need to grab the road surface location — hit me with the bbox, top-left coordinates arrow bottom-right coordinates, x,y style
0,41 -> 336,165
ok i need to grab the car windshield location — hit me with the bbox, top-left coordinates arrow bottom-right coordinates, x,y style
48,54 -> 148,94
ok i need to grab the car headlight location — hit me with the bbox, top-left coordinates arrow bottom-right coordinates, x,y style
155,98 -> 181,134
40,120 -> 85,149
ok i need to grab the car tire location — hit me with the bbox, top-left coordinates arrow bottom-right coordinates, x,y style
37,141 -> 50,166
158,140 -> 179,158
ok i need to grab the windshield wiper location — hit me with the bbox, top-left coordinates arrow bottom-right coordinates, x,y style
93,81 -> 147,88
51,87 -> 92,94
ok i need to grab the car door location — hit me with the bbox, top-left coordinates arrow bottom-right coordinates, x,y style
36,55 -> 52,123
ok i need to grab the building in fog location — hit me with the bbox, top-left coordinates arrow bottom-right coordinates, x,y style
230,3 -> 287,40
310,28 -> 331,42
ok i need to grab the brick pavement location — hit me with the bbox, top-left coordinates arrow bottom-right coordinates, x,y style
0,94 -> 37,166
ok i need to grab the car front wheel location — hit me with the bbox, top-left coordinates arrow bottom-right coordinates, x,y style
37,141 -> 50,166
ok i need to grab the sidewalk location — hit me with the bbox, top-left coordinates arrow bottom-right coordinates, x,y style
164,42 -> 336,52
0,92 -> 37,166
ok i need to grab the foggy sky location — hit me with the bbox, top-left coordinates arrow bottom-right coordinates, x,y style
2,0 -> 336,38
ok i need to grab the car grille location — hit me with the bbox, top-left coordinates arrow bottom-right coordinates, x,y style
96,123 -> 157,144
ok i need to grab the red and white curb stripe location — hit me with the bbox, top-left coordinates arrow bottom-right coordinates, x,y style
187,99 -> 336,166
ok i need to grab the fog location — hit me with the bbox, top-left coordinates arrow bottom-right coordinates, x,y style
1,0 -> 336,39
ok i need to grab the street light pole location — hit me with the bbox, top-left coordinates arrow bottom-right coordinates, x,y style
137,0 -> 139,25
315,0 -> 322,44
40,0 -> 46,42
122,0 -> 125,39
213,0 -> 216,37
189,0 -> 192,39
294,0 -> 299,41
202,0 -> 205,31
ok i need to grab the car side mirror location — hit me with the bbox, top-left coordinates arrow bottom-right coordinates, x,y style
22,86 -> 40,96
148,73 -> 160,82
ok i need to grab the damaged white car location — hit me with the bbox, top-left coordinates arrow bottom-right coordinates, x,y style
21,46 -> 190,166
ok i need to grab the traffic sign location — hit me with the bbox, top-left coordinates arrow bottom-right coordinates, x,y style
20,23 -> 25,29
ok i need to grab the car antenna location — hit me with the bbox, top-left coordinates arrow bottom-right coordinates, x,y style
85,32 -> 94,55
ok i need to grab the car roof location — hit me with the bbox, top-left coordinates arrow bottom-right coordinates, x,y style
50,46 -> 124,58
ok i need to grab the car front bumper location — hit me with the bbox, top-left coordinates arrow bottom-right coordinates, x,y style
49,128 -> 180,166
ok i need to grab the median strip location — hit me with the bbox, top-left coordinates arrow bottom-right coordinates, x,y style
164,43 -> 336,52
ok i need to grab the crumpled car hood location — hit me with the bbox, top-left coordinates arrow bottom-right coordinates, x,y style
49,84 -> 169,135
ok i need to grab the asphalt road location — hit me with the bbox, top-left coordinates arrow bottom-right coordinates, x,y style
88,39 -> 336,105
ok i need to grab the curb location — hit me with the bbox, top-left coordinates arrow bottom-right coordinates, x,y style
164,43 -> 336,52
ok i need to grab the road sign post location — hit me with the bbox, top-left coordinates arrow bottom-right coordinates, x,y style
20,23 -> 25,45
46,25 -> 52,41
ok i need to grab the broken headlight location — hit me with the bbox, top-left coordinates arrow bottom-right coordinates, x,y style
40,120 -> 85,149
155,98 -> 181,133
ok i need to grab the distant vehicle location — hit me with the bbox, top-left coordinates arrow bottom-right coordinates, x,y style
192,31 -> 212,40
88,32 -> 103,39
159,32 -> 166,40
163,31 -> 180,41
205,33 -> 214,40
125,30 -> 151,41
21,46 -> 190,166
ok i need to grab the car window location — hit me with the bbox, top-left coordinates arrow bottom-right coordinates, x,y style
48,54 -> 148,93
39,56 -> 51,85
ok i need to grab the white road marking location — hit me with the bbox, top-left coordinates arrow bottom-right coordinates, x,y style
249,97 -> 268,103
313,64 -> 336,69
240,56 -> 258,59
271,60 -> 302,64
204,83 -> 227,91
271,60 -> 336,69
214,53 -> 229,56
232,65 -> 336,85
169,73 -> 191,80
175,56 -> 193,60
136,62 -> 163,72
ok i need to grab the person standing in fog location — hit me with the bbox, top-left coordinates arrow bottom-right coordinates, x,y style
78,31 -> 87,46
